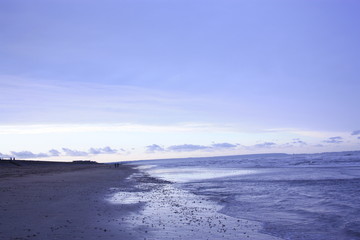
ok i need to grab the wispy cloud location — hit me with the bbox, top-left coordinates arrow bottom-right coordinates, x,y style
10,151 -> 49,159
0,123 -> 234,135
147,142 -> 240,153
0,76 -> 211,125
291,138 -> 307,145
167,144 -> 210,152
265,128 -> 352,141
146,140 -> 336,154
62,148 -> 89,157
7,149 -> 62,159
280,138 -> 307,148
1,146 -> 124,159
352,130 -> 360,136
253,142 -> 277,148
89,147 -> 118,155
211,143 -> 238,149
49,149 -> 61,156
146,144 -> 165,153
145,140 -> 327,153
323,136 -> 343,144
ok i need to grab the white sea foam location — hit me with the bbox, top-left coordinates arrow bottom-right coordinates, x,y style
147,167 -> 259,183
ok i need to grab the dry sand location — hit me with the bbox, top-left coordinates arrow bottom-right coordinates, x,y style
0,161 -> 139,240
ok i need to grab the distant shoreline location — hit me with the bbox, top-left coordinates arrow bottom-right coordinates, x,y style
0,159 -> 102,179
124,149 -> 360,164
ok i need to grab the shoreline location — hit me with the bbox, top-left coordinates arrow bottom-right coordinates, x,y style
108,167 -> 283,240
0,162 -> 283,240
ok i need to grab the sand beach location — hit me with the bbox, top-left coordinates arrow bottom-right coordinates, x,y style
0,160 -> 283,240
0,161 -> 138,240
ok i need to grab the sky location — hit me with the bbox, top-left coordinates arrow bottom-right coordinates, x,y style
1,0 -> 360,162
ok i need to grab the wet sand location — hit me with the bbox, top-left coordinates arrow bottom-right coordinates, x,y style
109,171 -> 283,240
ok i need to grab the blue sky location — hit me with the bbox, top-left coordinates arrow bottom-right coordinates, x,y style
1,0 -> 360,162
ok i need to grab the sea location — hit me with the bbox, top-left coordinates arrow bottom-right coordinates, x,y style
128,151 -> 360,240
